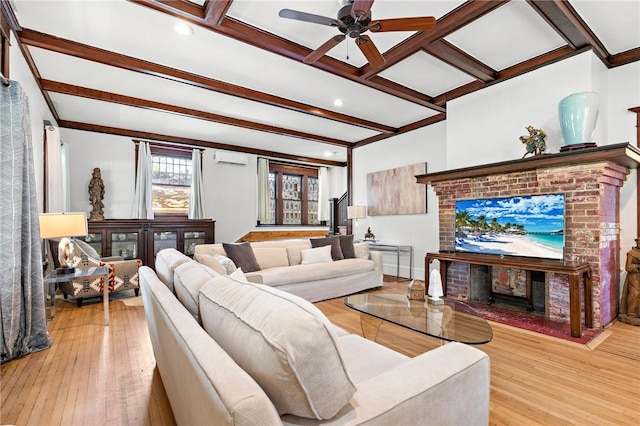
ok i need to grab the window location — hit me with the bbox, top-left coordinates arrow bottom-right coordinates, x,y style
262,163 -> 320,226
136,142 -> 193,216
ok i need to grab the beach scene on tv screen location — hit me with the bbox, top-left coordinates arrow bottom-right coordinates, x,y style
455,194 -> 565,260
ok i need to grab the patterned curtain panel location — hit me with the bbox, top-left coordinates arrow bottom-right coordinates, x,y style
131,141 -> 154,219
188,149 -> 205,219
0,80 -> 52,363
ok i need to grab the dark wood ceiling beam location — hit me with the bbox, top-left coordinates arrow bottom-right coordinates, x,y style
527,0 -> 609,61
19,29 -> 393,134
59,120 -> 346,167
41,79 -> 353,148
359,0 -> 508,79
423,39 -> 496,83
204,0 -> 232,26
354,112 -> 446,148
129,0 -> 443,111
433,45 -> 589,105
609,47 -> 640,68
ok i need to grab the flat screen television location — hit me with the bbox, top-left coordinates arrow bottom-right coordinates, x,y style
454,193 -> 565,260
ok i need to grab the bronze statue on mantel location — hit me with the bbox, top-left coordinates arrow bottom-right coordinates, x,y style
88,167 -> 105,221
519,125 -> 547,158
619,238 -> 640,326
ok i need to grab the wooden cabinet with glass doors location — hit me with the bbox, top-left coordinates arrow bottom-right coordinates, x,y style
81,218 -> 215,268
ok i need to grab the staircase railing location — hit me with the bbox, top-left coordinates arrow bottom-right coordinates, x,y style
329,193 -> 348,235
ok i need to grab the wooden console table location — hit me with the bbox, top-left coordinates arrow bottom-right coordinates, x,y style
425,252 -> 592,338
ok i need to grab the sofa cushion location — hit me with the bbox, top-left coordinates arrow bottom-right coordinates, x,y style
339,235 -> 356,259
198,278 -> 356,420
301,245 -> 333,265
311,236 -> 344,260
155,249 -> 192,291
173,261 -> 220,323
194,253 -> 228,275
246,258 -> 376,286
253,247 -> 289,270
223,242 -> 261,272
286,243 -> 312,266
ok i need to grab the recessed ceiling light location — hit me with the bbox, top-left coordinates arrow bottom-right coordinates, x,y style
174,21 -> 193,36
333,99 -> 343,107
324,151 -> 336,157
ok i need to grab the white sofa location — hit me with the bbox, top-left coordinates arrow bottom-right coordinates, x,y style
140,250 -> 491,425
192,238 -> 383,302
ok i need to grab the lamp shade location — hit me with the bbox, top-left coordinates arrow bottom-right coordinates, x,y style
39,212 -> 88,239
347,205 -> 366,220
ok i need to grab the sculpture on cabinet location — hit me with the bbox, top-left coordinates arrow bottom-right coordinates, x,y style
88,167 -> 105,221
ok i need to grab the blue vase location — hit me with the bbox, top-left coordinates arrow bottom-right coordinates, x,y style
558,92 -> 599,145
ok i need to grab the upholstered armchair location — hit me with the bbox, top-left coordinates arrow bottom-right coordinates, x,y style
48,238 -> 141,307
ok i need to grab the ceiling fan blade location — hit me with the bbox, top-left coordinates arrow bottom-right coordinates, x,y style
351,0 -> 375,21
279,9 -> 344,28
303,35 -> 346,64
369,16 -> 436,32
355,35 -> 386,68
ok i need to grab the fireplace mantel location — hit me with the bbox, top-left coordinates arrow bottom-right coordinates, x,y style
416,142 -> 639,335
416,142 -> 640,184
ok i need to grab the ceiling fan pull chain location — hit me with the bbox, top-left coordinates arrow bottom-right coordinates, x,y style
346,38 -> 350,60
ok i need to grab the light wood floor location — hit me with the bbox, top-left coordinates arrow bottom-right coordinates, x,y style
1,282 -> 639,426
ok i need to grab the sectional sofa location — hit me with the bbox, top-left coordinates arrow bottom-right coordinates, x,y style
140,249 -> 491,425
192,237 -> 383,302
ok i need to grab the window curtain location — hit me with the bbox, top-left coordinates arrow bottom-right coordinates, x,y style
131,141 -> 154,219
257,158 -> 271,223
189,149 -> 205,219
318,167 -> 330,222
45,124 -> 70,212
1,80 -> 52,363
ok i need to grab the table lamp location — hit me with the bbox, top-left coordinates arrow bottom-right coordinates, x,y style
347,205 -> 366,238
39,212 -> 88,274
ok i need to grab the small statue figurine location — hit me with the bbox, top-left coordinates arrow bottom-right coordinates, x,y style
88,167 -> 105,221
619,237 -> 640,326
519,125 -> 547,158
364,227 -> 375,240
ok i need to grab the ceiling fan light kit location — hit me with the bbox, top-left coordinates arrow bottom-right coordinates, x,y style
279,0 -> 436,68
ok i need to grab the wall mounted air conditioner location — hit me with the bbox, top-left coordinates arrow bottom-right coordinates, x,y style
214,151 -> 248,165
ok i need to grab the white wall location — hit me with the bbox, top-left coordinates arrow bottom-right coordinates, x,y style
354,121 -> 447,280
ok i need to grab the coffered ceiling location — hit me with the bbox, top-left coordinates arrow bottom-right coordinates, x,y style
3,0 -> 639,165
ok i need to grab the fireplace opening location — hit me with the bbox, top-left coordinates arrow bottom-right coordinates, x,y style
468,265 -> 547,316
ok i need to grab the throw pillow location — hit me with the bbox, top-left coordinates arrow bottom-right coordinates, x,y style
339,235 -> 356,259
194,253 -> 228,275
300,245 -> 333,265
173,261 -> 220,323
198,278 -> 356,419
353,242 -> 370,259
310,236 -> 344,261
223,242 -> 261,273
229,267 -> 248,283
214,254 -> 237,274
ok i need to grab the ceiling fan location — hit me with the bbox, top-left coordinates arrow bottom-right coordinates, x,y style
279,0 -> 436,68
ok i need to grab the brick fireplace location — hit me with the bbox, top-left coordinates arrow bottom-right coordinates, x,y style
417,143 -> 639,330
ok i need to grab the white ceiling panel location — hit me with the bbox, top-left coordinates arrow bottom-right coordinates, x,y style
28,47 -> 378,142
445,1 -> 567,70
571,0 -> 640,54
379,51 -> 476,97
51,93 -> 347,161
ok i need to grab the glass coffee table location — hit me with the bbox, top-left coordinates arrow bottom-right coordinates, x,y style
345,293 -> 493,345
